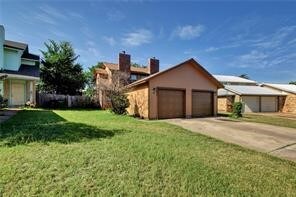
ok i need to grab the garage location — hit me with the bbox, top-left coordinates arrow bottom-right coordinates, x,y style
261,96 -> 278,112
126,58 -> 223,119
192,91 -> 213,117
158,89 -> 185,119
242,96 -> 260,113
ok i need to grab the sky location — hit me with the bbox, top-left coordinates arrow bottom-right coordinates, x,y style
1,1 -> 296,83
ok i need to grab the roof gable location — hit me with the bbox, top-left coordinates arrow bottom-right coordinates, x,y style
126,58 -> 223,89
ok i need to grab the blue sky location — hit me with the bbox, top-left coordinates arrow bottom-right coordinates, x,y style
1,1 -> 296,83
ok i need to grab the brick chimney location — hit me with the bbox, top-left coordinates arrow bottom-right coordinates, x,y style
118,51 -> 131,75
148,57 -> 159,74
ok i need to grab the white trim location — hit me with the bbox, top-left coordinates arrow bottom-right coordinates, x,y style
21,57 -> 39,62
0,73 -> 39,80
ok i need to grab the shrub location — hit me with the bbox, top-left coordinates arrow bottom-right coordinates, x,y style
110,92 -> 130,115
231,102 -> 243,118
0,95 -> 8,109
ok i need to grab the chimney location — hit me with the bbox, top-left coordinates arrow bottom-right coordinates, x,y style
118,51 -> 131,75
0,25 -> 4,70
148,57 -> 159,74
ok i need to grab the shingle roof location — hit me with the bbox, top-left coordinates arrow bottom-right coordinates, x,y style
213,75 -> 257,84
22,53 -> 39,61
224,85 -> 285,96
2,64 -> 39,78
126,58 -> 224,89
103,62 -> 150,74
263,83 -> 296,94
4,40 -> 28,50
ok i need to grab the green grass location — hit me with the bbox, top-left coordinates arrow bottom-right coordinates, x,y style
1,110 -> 296,196
219,112 -> 296,129
240,114 -> 296,129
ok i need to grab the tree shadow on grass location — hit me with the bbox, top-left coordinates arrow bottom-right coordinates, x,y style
0,110 -> 125,147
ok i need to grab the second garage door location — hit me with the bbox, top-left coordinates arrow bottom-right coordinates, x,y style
158,89 -> 185,119
192,91 -> 213,117
261,96 -> 278,112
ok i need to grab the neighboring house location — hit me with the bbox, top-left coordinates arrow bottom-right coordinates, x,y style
0,25 -> 40,106
94,52 -> 159,108
126,58 -> 223,119
215,75 -> 286,113
262,83 -> 296,113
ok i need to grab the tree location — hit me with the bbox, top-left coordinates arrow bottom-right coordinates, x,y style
39,40 -> 86,95
97,71 -> 130,114
289,81 -> 296,85
84,62 -> 104,97
238,74 -> 250,79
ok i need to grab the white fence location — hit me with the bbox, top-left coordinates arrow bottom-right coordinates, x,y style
37,93 -> 94,108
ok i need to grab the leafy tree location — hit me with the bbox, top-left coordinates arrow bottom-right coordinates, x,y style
238,74 -> 250,79
84,62 -> 104,97
39,40 -> 86,95
289,81 -> 296,85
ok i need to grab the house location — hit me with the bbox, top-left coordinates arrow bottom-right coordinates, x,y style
94,52 -> 159,108
0,25 -> 40,106
262,83 -> 296,113
215,75 -> 286,113
126,58 -> 223,119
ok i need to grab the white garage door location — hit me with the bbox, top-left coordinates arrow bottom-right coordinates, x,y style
261,96 -> 277,112
242,96 -> 260,113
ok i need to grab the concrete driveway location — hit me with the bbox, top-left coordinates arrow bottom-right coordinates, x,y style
165,117 -> 296,162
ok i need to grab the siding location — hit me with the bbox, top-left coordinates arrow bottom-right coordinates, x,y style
126,83 -> 149,119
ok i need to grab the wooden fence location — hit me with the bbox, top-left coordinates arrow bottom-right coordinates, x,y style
36,93 -> 94,108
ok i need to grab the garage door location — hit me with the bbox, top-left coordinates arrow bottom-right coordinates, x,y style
192,91 -> 213,117
261,96 -> 277,112
242,96 -> 259,113
158,89 -> 185,119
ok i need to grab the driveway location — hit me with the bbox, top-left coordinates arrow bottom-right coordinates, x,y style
165,117 -> 296,162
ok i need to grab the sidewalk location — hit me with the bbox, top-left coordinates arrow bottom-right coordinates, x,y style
0,109 -> 20,123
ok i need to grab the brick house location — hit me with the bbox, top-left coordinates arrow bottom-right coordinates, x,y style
262,83 -> 296,113
215,75 -> 286,113
94,52 -> 159,108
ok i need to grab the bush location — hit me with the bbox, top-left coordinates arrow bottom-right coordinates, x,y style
0,95 -> 8,109
231,102 -> 243,118
110,92 -> 129,115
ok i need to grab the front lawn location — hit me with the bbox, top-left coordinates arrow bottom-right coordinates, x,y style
240,114 -> 296,129
0,110 -> 296,195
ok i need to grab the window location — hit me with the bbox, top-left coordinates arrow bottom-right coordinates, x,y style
130,74 -> 137,81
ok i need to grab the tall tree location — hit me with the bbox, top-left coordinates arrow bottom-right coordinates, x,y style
238,74 -> 250,79
289,81 -> 296,85
40,40 -> 86,95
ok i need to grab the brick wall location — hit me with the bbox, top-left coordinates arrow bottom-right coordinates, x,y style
279,94 -> 296,113
218,96 -> 234,112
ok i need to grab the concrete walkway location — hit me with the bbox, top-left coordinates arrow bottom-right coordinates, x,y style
0,109 -> 19,123
165,117 -> 296,162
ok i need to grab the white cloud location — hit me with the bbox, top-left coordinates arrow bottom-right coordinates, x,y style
102,36 -> 116,46
173,25 -> 205,40
35,13 -> 57,25
122,29 -> 153,46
